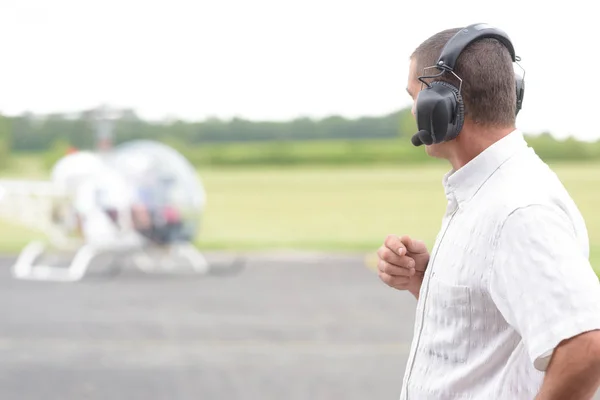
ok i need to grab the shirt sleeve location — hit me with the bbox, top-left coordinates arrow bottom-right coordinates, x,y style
489,204 -> 600,371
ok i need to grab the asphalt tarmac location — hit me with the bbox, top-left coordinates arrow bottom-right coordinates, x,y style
0,252 -> 414,400
0,251 -> 597,400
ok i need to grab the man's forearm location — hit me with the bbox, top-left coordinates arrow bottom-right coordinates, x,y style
408,275 -> 423,300
409,287 -> 419,300
536,331 -> 600,400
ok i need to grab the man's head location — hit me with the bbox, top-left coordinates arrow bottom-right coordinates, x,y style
406,26 -> 517,160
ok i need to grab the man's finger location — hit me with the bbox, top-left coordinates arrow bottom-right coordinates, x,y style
400,235 -> 427,254
378,247 -> 415,269
384,234 -> 407,256
378,259 -> 415,276
377,246 -> 399,263
379,271 -> 410,289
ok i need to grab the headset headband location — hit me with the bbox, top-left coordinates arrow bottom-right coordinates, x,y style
436,23 -> 517,72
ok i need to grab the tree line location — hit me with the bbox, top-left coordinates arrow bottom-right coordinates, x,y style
0,107 -> 598,168
3,107 -> 416,152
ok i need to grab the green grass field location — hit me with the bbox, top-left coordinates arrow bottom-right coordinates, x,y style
0,161 -> 598,273
194,163 -> 600,271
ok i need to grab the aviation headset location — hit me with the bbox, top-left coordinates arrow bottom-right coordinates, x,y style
411,23 -> 525,147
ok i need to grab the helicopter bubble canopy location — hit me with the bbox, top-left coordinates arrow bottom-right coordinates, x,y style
104,140 -> 207,244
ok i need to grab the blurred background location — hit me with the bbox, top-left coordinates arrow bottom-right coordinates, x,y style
0,0 -> 598,399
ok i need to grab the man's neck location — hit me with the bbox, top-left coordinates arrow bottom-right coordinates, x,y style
447,124 -> 516,171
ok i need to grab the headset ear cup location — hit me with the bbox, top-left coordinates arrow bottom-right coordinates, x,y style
515,73 -> 525,115
453,87 -> 465,138
428,81 -> 464,141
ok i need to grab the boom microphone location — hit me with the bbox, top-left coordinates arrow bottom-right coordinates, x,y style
411,130 -> 434,147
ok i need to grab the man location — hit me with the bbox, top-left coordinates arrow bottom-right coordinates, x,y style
377,24 -> 600,399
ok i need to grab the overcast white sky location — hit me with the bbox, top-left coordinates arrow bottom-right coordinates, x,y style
1,0 -> 597,140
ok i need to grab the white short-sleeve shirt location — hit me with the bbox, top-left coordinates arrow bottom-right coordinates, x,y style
399,130 -> 600,400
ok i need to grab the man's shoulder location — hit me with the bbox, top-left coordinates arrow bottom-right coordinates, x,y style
492,196 -> 589,259
487,153 -> 579,216
477,154 -> 588,248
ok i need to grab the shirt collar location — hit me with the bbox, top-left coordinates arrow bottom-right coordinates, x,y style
443,129 -> 529,207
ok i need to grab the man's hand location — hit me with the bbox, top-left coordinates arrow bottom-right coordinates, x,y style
377,234 -> 430,299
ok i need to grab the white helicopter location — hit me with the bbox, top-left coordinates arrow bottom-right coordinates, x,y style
0,115 -> 241,282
